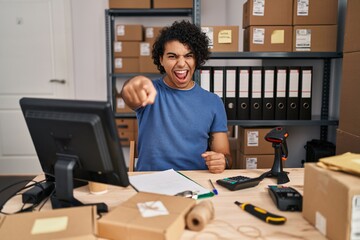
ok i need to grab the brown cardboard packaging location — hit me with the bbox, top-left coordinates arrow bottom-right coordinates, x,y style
139,42 -> 158,73
98,192 -> 196,240
343,0 -> 360,53
153,0 -> 193,9
237,153 -> 275,169
116,24 -> 143,42
336,129 -> 360,155
145,26 -> 163,44
293,25 -> 337,52
140,56 -> 158,73
238,127 -> 274,155
302,163 -> 360,240
109,0 -> 151,9
114,41 -> 140,58
0,206 -> 97,239
114,57 -> 139,73
338,52 -> 360,136
242,0 -> 293,28
293,0 -> 338,25
116,119 -> 136,146
201,26 -> 239,52
244,26 -> 292,52
115,94 -> 133,113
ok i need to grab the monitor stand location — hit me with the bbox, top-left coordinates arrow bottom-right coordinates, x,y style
263,143 -> 290,184
50,155 -> 108,214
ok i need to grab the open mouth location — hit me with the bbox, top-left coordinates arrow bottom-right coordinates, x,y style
174,70 -> 189,81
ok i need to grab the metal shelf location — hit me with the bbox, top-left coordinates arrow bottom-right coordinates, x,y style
107,8 -> 193,17
227,118 -> 339,127
209,52 -> 343,60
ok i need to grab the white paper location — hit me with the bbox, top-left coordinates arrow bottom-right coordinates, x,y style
129,169 -> 211,197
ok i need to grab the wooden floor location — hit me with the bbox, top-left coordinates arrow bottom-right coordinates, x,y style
0,175 -> 35,210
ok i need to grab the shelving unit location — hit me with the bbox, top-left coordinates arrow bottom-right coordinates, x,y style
206,51 -> 342,141
105,1 -> 201,113
104,1 -> 342,143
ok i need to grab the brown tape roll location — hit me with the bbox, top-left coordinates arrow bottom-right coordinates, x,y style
186,200 -> 215,231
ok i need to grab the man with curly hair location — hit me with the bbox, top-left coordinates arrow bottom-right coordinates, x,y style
120,20 -> 232,173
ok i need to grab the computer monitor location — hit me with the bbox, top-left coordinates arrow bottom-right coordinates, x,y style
20,97 -> 130,213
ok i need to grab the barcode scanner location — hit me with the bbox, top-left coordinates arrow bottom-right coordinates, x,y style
263,127 -> 290,184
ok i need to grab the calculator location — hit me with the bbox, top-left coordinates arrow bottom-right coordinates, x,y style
216,175 -> 263,191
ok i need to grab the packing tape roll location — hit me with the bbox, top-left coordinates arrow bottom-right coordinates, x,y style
186,200 -> 215,231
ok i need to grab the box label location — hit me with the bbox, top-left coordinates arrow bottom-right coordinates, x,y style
116,25 -> 125,36
218,30 -> 232,44
296,29 -> 311,51
146,27 -> 155,38
246,157 -> 257,169
297,0 -> 309,16
253,28 -> 265,44
114,42 -> 122,52
201,27 -> 214,49
115,58 -> 123,68
351,195 -> 360,240
315,211 -> 327,236
247,131 -> 259,147
137,201 -> 169,218
271,30 -> 285,44
252,0 -> 265,16
140,42 -> 151,56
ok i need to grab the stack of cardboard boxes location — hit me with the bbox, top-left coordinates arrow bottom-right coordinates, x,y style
236,127 -> 275,169
114,25 -> 163,74
243,0 -> 293,52
243,0 -> 339,52
336,0 -> 360,154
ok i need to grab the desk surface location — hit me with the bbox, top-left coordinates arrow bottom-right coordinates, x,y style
2,168 -> 326,240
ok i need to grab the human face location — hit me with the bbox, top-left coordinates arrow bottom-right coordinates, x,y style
160,40 -> 196,89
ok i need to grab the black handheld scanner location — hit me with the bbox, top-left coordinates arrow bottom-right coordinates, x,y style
265,127 -> 288,160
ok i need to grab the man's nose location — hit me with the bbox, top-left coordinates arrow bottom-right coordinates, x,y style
177,56 -> 186,66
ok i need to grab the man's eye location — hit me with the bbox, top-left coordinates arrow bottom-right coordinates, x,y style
186,54 -> 194,58
168,55 -> 175,59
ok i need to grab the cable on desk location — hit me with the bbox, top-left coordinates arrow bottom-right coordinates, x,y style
0,180 -> 47,215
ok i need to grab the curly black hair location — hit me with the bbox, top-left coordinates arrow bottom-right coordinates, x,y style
152,20 -> 210,74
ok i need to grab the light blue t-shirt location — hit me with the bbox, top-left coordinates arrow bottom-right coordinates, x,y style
135,78 -> 228,171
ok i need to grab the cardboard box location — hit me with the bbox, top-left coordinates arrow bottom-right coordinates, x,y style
338,52 -> 360,136
98,192 -> 196,240
109,0 -> 151,9
116,24 -> 143,42
201,26 -> 239,52
115,94 -> 133,113
336,129 -> 360,155
303,163 -> 360,240
116,119 -> 135,132
139,42 -> 158,73
145,26 -> 163,44
293,25 -> 337,52
242,0 -> 293,28
343,0 -> 360,53
293,0 -> 338,25
153,0 -> 193,9
237,153 -> 275,169
0,206 -> 97,239
114,57 -> 139,73
244,26 -> 292,52
114,41 -> 140,57
238,127 -> 274,154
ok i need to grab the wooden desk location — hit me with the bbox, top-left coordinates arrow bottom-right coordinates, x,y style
2,168 -> 326,240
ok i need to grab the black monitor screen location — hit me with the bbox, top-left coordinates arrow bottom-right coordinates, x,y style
20,97 -> 130,212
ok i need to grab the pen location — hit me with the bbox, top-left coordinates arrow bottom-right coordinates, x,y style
234,201 -> 286,225
209,179 -> 218,195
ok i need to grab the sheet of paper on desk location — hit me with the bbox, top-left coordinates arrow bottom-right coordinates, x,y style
129,169 -> 211,197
